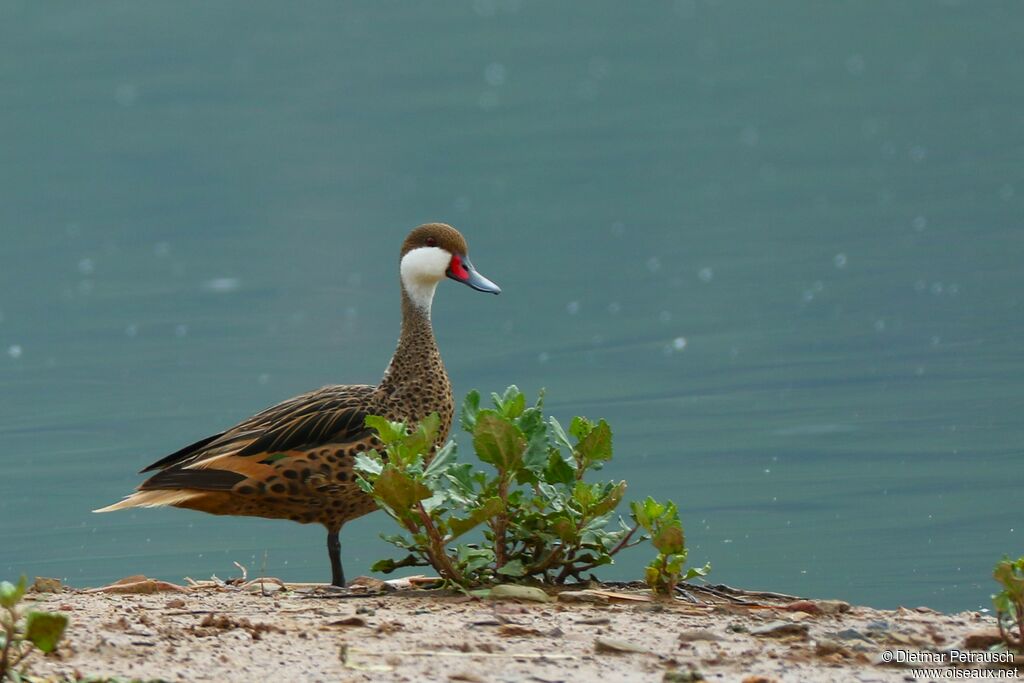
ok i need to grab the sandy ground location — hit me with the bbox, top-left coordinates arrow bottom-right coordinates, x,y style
16,575 -> 1022,683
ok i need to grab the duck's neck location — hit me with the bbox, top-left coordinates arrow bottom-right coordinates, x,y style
378,286 -> 445,393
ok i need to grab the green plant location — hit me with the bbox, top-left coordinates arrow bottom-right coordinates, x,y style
0,576 -> 68,681
355,386 -> 708,592
993,555 -> 1024,652
630,497 -> 708,595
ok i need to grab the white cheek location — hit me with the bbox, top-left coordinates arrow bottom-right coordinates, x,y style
401,247 -> 451,283
401,246 -> 451,313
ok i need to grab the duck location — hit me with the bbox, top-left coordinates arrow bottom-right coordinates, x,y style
95,223 -> 501,587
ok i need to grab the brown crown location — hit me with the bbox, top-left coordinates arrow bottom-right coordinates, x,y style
401,223 -> 469,258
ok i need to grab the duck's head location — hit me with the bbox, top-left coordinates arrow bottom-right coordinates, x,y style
400,223 -> 500,312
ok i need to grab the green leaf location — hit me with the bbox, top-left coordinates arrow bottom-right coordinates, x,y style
371,558 -> 399,573
568,416 -> 594,441
994,558 -> 1024,598
371,554 -> 424,574
421,411 -> 441,438
629,500 -> 647,529
652,524 -> 684,555
572,481 -> 597,510
423,440 -> 458,479
645,496 -> 668,520
576,419 -> 612,466
25,611 -> 68,653
444,463 -> 478,501
536,482 -> 565,512
491,385 -> 526,420
513,465 -> 540,487
664,554 -> 685,574
517,407 -> 549,474
365,415 -> 405,444
549,417 -> 574,453
421,491 -> 447,515
372,467 -> 432,511
544,451 -> 576,486
460,390 -> 481,432
353,452 -> 383,478
590,481 -> 627,518
473,411 -> 527,472
631,496 -> 669,531
496,559 -> 527,577
504,388 -> 526,418
550,515 -> 577,543
682,562 -> 711,581
0,575 -> 27,608
380,534 -> 414,549
449,497 -> 503,540
404,412 -> 441,457
455,545 -> 495,573
644,564 -> 662,591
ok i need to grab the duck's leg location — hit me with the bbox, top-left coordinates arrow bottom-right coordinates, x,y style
327,527 -> 345,587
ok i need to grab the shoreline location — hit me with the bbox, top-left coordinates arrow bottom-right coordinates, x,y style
18,575 -> 1022,682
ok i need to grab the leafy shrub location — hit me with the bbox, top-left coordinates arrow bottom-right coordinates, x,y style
355,386 -> 708,591
993,555 -> 1024,652
0,576 -> 68,682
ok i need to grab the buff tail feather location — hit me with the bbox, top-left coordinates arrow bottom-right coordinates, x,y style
93,490 -> 204,513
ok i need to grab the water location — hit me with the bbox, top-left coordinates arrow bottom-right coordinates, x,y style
1,1 -> 1022,612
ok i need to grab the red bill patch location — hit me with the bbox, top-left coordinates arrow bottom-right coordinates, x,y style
449,254 -> 470,280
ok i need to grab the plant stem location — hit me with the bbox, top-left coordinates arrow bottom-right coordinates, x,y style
415,502 -> 464,585
554,548 -> 580,583
526,546 -> 564,578
656,554 -> 671,594
493,476 -> 510,570
998,611 -> 1011,647
606,524 -> 640,558
562,524 -> 643,581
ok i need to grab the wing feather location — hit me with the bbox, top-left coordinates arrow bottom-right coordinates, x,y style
138,384 -> 376,472
235,407 -> 368,457
139,432 -> 226,473
140,467 -> 246,491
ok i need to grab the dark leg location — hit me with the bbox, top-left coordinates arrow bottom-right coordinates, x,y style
327,528 -> 345,587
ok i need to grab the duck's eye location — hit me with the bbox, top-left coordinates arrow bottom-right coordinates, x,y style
426,237 -> 437,247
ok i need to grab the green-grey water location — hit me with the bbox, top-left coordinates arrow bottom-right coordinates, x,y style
1,2 -> 1022,613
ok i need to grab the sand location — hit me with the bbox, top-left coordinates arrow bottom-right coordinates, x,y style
16,575 -> 1022,683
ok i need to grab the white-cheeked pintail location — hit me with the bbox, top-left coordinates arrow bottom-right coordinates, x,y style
95,223 -> 501,586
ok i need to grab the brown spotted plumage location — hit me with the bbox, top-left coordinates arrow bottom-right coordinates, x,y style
96,223 -> 501,586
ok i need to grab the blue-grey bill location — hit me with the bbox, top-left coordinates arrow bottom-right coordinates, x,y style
454,257 -> 501,294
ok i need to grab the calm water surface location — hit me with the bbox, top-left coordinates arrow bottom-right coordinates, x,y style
1,2 -> 1022,612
